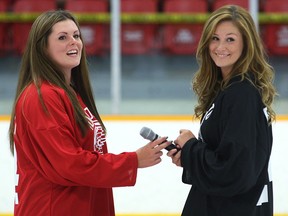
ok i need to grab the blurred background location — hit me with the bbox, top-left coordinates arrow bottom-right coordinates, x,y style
0,0 -> 288,215
0,0 -> 287,116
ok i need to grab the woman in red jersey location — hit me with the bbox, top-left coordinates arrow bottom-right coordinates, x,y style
9,10 -> 170,216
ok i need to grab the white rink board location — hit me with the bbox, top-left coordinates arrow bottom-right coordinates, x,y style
0,119 -> 287,214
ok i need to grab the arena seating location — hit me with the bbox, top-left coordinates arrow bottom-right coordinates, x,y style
263,0 -> 288,55
66,0 -> 108,56
0,1 -> 9,55
0,0 -> 286,56
162,0 -> 208,55
120,0 -> 158,55
212,0 -> 249,10
12,0 -> 56,54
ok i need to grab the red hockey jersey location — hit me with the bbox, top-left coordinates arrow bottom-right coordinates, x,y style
13,82 -> 138,216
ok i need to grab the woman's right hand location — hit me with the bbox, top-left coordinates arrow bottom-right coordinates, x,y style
167,148 -> 182,167
136,137 -> 170,168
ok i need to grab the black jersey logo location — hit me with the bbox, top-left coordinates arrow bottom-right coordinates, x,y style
263,107 -> 269,123
199,103 -> 215,142
204,103 -> 215,121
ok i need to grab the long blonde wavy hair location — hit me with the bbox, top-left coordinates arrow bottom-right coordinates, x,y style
193,5 -> 277,121
9,10 -> 105,154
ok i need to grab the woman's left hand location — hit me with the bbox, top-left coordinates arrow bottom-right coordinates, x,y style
174,129 -> 195,148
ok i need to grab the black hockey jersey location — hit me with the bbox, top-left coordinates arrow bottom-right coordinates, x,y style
181,75 -> 273,216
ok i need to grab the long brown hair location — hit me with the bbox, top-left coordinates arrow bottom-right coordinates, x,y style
9,10 -> 105,154
193,5 -> 277,121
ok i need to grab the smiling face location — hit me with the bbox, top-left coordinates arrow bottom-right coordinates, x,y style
209,21 -> 244,80
46,19 -> 83,83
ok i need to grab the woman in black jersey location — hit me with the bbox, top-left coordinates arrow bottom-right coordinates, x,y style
167,5 -> 277,216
